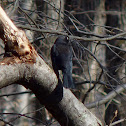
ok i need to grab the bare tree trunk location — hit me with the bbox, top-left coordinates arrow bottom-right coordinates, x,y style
89,1 -> 106,124
44,0 -> 64,45
105,0 -> 124,125
115,0 -> 126,125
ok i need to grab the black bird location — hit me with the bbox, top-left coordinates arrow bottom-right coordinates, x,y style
51,36 -> 75,89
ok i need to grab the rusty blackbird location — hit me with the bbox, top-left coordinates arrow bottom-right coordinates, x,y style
51,36 -> 75,89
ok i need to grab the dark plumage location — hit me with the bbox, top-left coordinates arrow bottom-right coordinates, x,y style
51,36 -> 75,89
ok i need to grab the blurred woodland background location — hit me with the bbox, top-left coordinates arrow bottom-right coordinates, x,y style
0,0 -> 126,126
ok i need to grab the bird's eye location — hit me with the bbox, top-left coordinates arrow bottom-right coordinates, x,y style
66,36 -> 69,41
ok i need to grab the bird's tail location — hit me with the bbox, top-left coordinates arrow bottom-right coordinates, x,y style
63,72 -> 75,89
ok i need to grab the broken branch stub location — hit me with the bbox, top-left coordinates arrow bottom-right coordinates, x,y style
0,6 -> 37,65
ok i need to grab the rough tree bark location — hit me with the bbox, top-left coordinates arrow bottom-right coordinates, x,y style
89,0 -> 106,123
0,6 -> 102,126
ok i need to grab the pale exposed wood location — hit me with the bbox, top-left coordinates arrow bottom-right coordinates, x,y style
0,6 -> 37,65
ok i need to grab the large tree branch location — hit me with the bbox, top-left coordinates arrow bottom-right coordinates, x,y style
0,6 -> 102,126
0,64 -> 23,88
